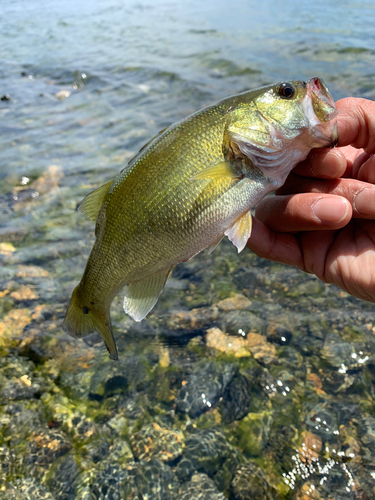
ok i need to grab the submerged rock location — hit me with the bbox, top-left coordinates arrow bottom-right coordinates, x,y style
221,373 -> 251,424
76,461 -> 137,500
179,473 -> 226,500
206,327 -> 250,358
45,453 -> 80,500
176,361 -> 237,418
230,462 -> 279,500
176,428 -> 231,481
133,458 -> 178,500
131,422 -> 185,462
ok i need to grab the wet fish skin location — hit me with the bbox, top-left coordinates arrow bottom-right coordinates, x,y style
63,77 -> 338,360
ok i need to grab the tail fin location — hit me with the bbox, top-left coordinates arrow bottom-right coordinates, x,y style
63,285 -> 118,360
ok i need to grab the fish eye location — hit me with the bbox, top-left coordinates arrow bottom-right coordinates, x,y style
277,82 -> 295,99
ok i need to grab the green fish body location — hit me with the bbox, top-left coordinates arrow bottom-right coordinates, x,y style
63,77 -> 338,359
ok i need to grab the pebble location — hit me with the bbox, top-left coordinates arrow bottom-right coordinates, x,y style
0,308 -> 32,347
230,462 -> 278,500
0,242 -> 16,256
179,473 -> 226,500
176,429 -> 231,481
10,285 -> 39,301
206,327 -> 250,357
216,294 -> 252,312
247,332 -> 278,365
168,306 -> 219,330
221,374 -> 251,424
56,90 -> 71,100
131,422 -> 185,462
176,361 -> 237,418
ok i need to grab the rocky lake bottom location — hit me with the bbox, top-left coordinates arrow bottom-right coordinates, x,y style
1,168 -> 375,499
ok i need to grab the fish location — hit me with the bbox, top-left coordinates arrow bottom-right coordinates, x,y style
63,77 -> 338,360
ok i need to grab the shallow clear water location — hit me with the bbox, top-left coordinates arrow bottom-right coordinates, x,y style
1,1 -> 375,498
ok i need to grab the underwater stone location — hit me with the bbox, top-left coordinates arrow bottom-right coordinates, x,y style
89,355 -> 148,399
179,429 -> 231,479
218,310 -> 266,337
221,373 -> 251,424
25,429 -> 72,468
304,403 -> 338,439
2,478 -> 55,500
230,462 -> 279,500
266,324 -> 292,345
168,306 -> 219,330
235,411 -> 272,456
176,361 -> 237,418
216,294 -> 252,312
205,327 -> 250,358
357,416 -> 375,459
76,461 -> 137,500
131,422 -> 184,462
45,453 -> 80,500
179,473 -> 226,500
133,458 -> 178,500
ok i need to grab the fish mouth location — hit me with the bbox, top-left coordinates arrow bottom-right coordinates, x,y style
302,77 -> 338,148
306,77 -> 338,123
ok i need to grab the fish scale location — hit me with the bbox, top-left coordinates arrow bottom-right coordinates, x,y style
63,77 -> 338,359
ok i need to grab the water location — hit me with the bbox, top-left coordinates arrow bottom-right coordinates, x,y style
1,0 -> 375,498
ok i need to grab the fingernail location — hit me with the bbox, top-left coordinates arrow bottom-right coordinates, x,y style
312,197 -> 349,222
311,151 -> 345,178
354,188 -> 375,215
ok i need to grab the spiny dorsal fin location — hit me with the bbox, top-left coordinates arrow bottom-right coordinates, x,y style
123,268 -> 172,322
77,180 -> 113,223
224,211 -> 252,253
190,161 -> 242,181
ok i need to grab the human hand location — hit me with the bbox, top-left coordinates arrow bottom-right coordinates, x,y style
246,97 -> 375,302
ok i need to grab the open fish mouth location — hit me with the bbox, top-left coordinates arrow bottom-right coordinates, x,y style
302,77 -> 338,148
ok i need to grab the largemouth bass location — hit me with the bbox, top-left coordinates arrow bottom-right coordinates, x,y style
63,77 -> 338,360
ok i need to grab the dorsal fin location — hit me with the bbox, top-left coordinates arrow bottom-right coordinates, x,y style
77,180 -> 113,223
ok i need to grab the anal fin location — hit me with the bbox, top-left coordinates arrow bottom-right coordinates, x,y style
224,211 -> 252,253
123,268 -> 172,322
208,235 -> 224,255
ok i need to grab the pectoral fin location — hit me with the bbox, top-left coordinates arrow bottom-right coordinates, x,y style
190,161 -> 242,181
123,268 -> 172,322
77,180 -> 113,223
224,211 -> 252,253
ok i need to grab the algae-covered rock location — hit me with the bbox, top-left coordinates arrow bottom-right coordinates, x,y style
220,373 -> 251,424
176,428 -> 231,481
44,453 -> 80,500
133,458 -> 179,500
231,462 -> 279,500
131,422 -> 185,462
88,355 -> 149,399
76,461 -> 138,500
235,411 -> 272,456
176,361 -> 237,418
1,478 -> 55,500
357,416 -> 375,460
25,429 -> 72,472
179,473 -> 226,500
